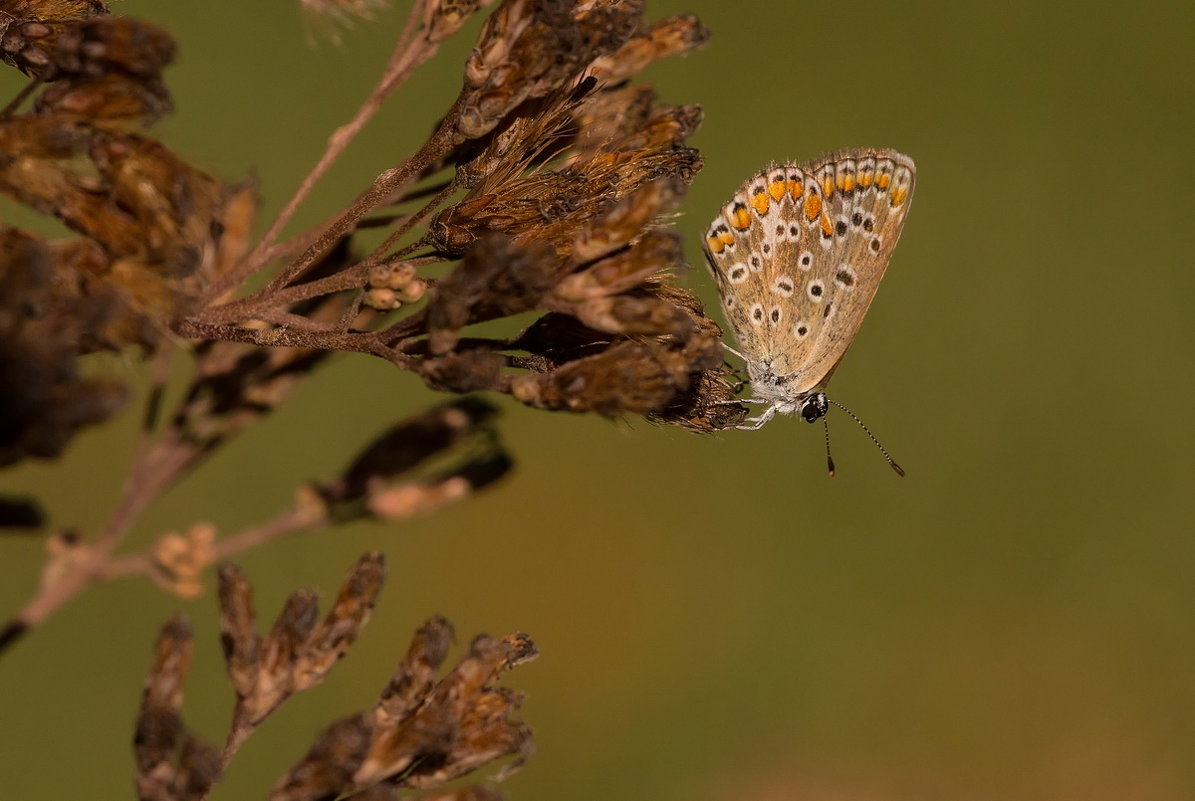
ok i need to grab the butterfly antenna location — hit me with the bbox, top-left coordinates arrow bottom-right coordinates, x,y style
827,399 -> 905,477
822,417 -> 836,477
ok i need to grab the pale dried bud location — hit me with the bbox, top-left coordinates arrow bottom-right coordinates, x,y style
363,287 -> 402,311
396,277 -> 426,303
367,261 -> 416,290
148,522 -> 216,599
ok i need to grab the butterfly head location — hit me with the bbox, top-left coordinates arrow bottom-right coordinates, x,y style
799,392 -> 828,423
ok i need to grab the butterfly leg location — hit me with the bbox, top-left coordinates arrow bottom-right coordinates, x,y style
737,403 -> 778,430
721,342 -> 747,361
711,398 -> 768,407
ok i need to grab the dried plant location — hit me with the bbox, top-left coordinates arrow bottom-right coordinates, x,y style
1,0 -> 727,795
135,553 -> 537,801
1,0 -> 734,654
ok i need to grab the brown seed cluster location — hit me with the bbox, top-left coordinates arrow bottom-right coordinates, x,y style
135,555 -> 536,801
0,1 -> 253,468
273,616 -> 537,801
0,0 -> 740,479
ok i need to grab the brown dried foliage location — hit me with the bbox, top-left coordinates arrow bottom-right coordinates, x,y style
0,0 -> 733,796
135,554 -> 535,801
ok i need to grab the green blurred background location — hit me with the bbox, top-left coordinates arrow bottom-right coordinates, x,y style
2,1 -> 1194,799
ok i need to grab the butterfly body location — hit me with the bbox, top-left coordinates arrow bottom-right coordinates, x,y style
703,149 -> 915,430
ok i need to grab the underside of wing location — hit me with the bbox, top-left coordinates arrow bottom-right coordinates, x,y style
704,149 -> 915,394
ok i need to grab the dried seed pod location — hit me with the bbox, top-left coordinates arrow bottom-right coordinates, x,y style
418,350 -> 508,394
511,339 -> 699,416
426,234 -> 558,354
554,228 -> 681,300
52,16 -> 175,78
34,72 -> 173,123
568,294 -> 693,337
586,14 -> 710,84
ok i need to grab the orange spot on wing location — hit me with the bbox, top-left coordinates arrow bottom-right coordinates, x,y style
803,192 -> 821,220
788,179 -> 803,200
730,205 -> 751,230
707,235 -> 725,254
751,191 -> 769,215
768,180 -> 787,202
717,229 -> 735,245
891,186 -> 908,206
837,171 -> 855,192
877,172 -> 892,190
820,174 -> 835,197
820,213 -> 833,237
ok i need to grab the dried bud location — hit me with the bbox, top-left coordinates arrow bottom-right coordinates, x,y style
367,262 -> 416,290
424,0 -> 492,43
363,287 -> 402,311
396,278 -> 426,303
148,522 -> 216,599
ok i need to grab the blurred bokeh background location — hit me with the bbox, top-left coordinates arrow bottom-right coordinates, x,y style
2,1 -> 1193,799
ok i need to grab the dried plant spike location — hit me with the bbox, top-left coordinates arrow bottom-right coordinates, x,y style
374,614 -> 455,728
134,614 -> 221,801
243,588 -> 320,723
217,563 -> 262,698
294,551 -> 386,691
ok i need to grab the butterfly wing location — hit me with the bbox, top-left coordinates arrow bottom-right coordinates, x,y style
703,149 -> 915,395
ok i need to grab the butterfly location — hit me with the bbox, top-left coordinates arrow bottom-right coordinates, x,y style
703,148 -> 915,473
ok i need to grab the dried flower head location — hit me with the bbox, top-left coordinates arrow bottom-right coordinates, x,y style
272,616 -> 538,800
